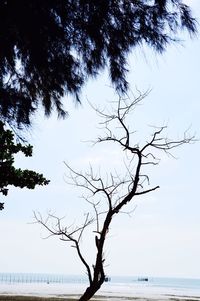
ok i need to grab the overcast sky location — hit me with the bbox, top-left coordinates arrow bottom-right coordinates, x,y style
0,0 -> 200,279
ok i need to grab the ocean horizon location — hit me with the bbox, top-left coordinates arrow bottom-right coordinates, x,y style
0,273 -> 200,287
0,272 -> 200,298
0,273 -> 200,296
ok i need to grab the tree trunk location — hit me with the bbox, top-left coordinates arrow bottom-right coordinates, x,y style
79,280 -> 104,301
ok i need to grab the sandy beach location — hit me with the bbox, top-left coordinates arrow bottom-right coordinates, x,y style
0,282 -> 200,301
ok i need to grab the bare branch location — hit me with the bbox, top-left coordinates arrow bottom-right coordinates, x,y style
135,186 -> 160,196
35,91 -> 195,301
33,211 -> 93,285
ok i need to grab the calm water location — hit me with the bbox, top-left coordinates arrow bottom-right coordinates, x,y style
0,273 -> 200,290
112,275 -> 200,290
0,274 -> 200,298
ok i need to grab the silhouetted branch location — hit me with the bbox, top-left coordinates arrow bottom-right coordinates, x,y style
34,211 -> 93,285
35,91 -> 194,301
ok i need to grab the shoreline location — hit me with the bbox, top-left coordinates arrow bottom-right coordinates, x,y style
0,295 -> 200,301
0,282 -> 200,301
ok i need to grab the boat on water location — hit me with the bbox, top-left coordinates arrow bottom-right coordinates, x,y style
105,276 -> 111,282
138,277 -> 148,282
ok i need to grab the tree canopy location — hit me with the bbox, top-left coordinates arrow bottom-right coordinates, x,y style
0,0 -> 196,128
0,121 -> 49,210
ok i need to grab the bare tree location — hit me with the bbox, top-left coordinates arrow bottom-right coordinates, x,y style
35,92 -> 194,301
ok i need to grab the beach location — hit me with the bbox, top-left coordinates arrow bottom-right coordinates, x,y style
0,281 -> 200,301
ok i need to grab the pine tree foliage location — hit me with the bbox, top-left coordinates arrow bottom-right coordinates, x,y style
0,0 -> 196,128
0,121 -> 49,210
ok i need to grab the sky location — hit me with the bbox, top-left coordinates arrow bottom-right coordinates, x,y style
0,0 -> 200,279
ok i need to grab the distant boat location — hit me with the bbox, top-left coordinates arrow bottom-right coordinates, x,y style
105,276 -> 111,282
138,277 -> 148,282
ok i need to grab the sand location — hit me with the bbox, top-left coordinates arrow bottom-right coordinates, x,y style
0,282 -> 200,301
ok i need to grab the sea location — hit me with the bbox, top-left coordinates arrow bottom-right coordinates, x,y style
0,273 -> 200,298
